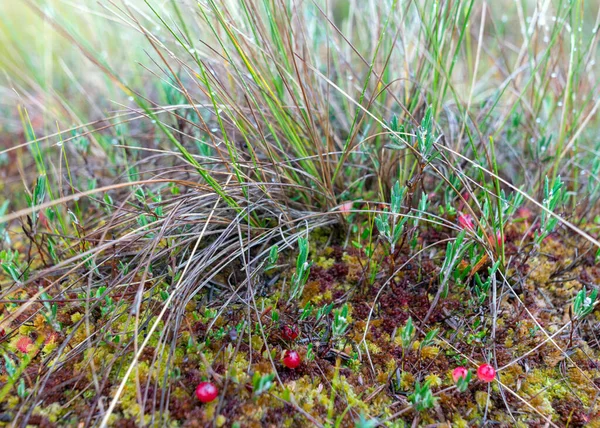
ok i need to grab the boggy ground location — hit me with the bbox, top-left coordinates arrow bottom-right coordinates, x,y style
1,209 -> 600,428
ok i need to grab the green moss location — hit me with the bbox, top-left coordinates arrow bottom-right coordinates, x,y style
316,256 -> 335,270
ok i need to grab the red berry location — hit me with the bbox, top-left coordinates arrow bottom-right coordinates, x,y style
281,325 -> 299,341
195,381 -> 218,403
477,363 -> 496,382
282,350 -> 301,369
452,366 -> 468,383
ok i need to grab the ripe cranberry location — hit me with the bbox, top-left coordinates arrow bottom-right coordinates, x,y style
477,363 -> 496,382
282,350 -> 301,369
281,325 -> 299,341
16,337 -> 33,354
452,366 -> 468,383
195,381 -> 218,403
458,212 -> 475,231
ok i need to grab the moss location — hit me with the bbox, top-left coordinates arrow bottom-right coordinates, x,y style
41,335 -> 58,356
452,412 -> 469,428
393,335 -> 404,348
475,391 -> 490,411
420,346 -> 439,359
399,372 -> 414,391
587,418 -> 600,427
425,373 -> 442,388
542,349 -> 564,368
35,403 -> 63,423
119,383 -> 150,424
250,335 -> 263,351
503,328 -> 515,348
341,253 -> 362,282
498,364 -> 522,386
366,341 -> 382,355
203,401 -> 218,421
301,280 -> 323,303
316,256 -> 335,270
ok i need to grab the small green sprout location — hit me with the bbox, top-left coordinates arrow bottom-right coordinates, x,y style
400,317 -> 415,349
472,260 -> 501,305
536,175 -> 564,244
40,289 -> 61,331
332,304 -> 350,339
30,175 -> 47,222
408,380 -> 436,411
300,302 -> 313,321
439,230 -> 468,296
17,378 -> 27,398
266,245 -> 279,271
354,413 -> 379,428
375,181 -> 409,254
3,354 -> 16,379
573,287 -> 597,319
420,328 -> 438,349
95,286 -> 115,316
316,302 -> 333,322
416,107 -> 437,163
252,372 -> 275,396
414,191 -> 429,227
1,250 -> 26,284
388,107 -> 438,164
306,343 -> 315,361
289,237 -> 312,300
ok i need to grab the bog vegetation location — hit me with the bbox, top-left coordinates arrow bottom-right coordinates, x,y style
1,0 -> 600,426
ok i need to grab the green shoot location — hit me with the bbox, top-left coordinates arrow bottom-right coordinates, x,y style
375,181 -> 409,254
289,237 -> 312,301
408,380 -> 436,411
573,287 -> 597,319
536,176 -> 564,244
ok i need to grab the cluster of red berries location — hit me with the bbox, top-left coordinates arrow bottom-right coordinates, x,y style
195,325 -> 303,403
452,363 -> 496,384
